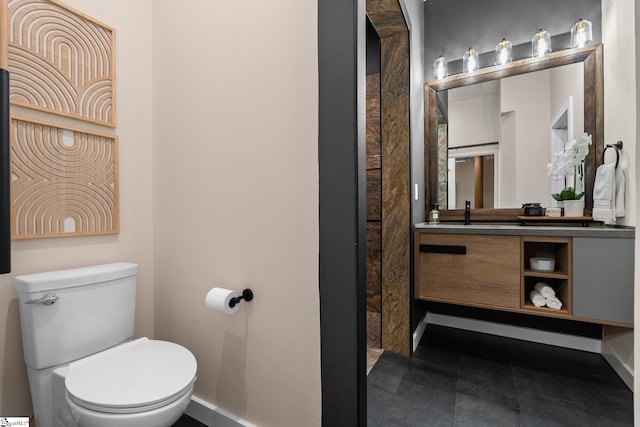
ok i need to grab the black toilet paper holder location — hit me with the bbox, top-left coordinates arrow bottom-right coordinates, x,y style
229,288 -> 254,308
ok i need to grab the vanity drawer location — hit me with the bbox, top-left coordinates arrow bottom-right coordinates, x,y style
415,233 -> 520,309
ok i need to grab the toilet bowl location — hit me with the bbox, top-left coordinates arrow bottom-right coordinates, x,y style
15,263 -> 198,427
63,338 -> 196,427
66,389 -> 192,427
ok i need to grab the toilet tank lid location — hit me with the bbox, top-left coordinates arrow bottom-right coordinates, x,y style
15,263 -> 138,293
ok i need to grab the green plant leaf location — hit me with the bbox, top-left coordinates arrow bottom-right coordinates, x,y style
560,187 -> 576,200
550,187 -> 585,201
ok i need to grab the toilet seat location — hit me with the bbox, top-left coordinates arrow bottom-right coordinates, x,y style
65,337 -> 197,414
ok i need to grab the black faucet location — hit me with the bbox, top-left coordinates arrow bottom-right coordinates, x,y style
465,200 -> 471,225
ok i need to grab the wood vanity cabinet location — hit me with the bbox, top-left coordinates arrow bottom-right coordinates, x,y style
415,229 -> 634,327
415,234 -> 521,309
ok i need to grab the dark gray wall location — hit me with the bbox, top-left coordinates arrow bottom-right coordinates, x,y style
319,0 -> 367,425
424,0 -> 601,80
0,69 -> 9,274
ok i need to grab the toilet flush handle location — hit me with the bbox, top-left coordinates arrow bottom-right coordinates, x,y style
25,292 -> 59,305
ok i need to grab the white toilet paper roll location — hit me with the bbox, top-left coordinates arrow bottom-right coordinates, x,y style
205,287 -> 241,315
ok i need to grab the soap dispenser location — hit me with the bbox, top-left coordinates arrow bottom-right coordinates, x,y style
464,200 -> 471,225
428,203 -> 440,226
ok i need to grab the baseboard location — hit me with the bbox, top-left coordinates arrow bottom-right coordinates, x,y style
412,311 -> 429,352
185,395 -> 257,427
424,312 -> 602,353
601,341 -> 634,391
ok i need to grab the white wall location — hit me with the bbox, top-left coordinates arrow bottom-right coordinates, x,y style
549,62 -> 584,143
449,82 -> 500,148
500,70 -> 552,206
602,0 -> 636,389
499,112 -> 516,207
152,1 -> 321,426
0,0 -> 155,415
604,0 -> 636,227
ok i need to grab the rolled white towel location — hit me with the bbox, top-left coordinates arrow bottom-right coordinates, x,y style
529,290 -> 546,307
546,296 -> 563,310
534,282 -> 555,299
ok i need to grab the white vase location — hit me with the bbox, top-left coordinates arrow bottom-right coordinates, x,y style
563,199 -> 584,217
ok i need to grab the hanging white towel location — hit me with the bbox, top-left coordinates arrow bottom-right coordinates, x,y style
592,163 -> 616,223
615,165 -> 626,218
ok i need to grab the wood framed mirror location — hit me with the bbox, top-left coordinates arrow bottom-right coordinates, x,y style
424,44 -> 603,222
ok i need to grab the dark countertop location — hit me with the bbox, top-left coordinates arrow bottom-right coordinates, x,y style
414,223 -> 635,238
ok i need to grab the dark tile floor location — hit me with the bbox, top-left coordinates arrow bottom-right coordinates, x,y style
367,325 -> 633,427
172,415 -> 206,427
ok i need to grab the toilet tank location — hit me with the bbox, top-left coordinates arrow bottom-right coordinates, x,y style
15,263 -> 138,370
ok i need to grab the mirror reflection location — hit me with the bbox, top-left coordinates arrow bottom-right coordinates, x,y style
438,62 -> 584,209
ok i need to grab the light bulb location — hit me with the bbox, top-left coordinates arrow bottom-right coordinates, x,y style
532,29 -> 551,58
433,56 -> 447,80
463,48 -> 479,73
495,38 -> 512,66
570,18 -> 592,48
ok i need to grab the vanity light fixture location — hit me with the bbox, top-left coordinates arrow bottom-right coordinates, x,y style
495,38 -> 512,66
570,18 -> 592,48
532,28 -> 551,58
433,55 -> 448,80
463,47 -> 479,73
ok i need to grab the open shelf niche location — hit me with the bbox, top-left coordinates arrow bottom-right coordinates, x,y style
521,236 -> 572,318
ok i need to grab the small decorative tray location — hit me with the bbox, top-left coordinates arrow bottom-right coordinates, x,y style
517,216 -> 597,227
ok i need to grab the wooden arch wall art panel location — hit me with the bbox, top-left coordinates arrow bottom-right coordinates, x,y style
11,116 -> 119,239
7,0 -> 116,127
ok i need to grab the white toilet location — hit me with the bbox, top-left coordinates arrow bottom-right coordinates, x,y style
15,263 -> 197,427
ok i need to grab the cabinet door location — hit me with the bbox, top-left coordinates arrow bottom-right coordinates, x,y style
415,234 -> 520,309
573,237 -> 634,325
